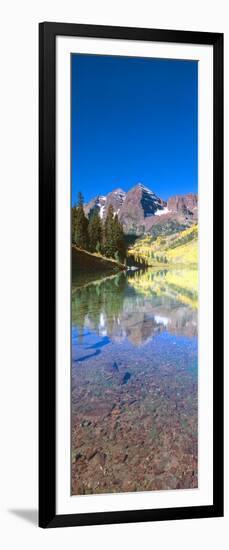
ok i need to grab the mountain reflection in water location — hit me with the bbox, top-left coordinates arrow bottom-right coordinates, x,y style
71,268 -> 198,495
72,269 -> 198,347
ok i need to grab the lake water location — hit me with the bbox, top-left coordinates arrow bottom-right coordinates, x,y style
71,268 -> 198,495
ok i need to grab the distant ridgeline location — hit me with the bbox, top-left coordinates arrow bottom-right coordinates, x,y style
72,185 -> 198,270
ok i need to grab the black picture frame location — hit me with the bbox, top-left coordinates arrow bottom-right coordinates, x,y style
39,22 -> 224,528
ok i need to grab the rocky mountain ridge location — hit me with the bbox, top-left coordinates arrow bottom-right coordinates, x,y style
84,183 -> 198,236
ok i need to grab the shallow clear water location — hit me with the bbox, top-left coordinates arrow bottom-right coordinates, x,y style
71,268 -> 198,495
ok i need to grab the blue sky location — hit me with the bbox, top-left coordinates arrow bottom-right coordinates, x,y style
71,54 -> 198,205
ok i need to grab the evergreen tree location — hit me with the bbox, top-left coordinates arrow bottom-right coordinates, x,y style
103,206 -> 126,262
112,214 -> 126,263
77,191 -> 84,206
103,205 -> 116,258
88,211 -> 102,252
72,192 -> 89,249
72,205 -> 77,243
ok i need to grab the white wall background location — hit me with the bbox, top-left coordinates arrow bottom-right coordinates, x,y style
0,0 -> 228,547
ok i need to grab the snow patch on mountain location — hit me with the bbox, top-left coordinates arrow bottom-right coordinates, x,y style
99,205 -> 106,219
154,206 -> 170,216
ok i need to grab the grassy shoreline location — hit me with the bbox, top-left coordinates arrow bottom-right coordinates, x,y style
72,245 -> 126,285
143,261 -> 198,270
72,245 -> 198,291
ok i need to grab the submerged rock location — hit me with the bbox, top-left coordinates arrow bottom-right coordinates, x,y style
112,362 -> 119,372
122,372 -> 131,385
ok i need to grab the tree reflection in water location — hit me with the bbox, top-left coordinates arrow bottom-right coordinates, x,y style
72,268 -> 198,347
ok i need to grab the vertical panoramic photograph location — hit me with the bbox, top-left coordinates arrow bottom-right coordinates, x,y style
71,54 -> 198,495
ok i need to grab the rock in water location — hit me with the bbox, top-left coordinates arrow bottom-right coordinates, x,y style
122,372 -> 131,385
112,362 -> 119,372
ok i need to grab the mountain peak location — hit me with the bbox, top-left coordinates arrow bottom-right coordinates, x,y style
84,184 -> 197,236
136,182 -> 145,188
130,182 -> 156,195
108,187 -> 126,198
